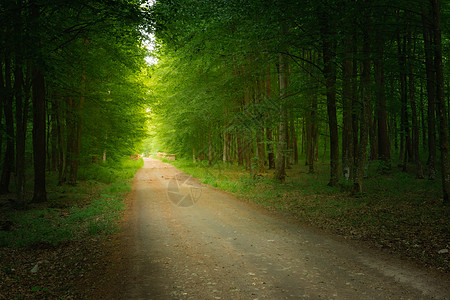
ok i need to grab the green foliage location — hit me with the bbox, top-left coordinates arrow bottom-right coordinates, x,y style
78,157 -> 143,184
0,192 -> 125,247
0,157 -> 142,247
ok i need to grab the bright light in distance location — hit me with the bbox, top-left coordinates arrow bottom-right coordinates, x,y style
140,0 -> 158,66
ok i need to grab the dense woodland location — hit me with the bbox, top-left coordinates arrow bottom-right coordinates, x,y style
0,0 -> 151,205
147,0 -> 450,204
0,0 -> 449,208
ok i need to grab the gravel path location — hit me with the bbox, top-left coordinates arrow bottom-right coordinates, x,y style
94,158 -> 449,299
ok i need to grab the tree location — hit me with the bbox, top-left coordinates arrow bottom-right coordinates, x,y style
430,0 -> 450,205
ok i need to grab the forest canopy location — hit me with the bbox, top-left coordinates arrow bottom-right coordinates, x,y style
146,0 -> 450,204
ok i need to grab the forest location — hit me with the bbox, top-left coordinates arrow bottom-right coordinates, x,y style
147,0 -> 450,205
0,0 -> 151,206
0,0 -> 449,298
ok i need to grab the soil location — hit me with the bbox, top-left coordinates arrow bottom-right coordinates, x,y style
89,158 -> 450,299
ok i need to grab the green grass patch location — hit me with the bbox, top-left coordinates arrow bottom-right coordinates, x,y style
0,157 -> 142,248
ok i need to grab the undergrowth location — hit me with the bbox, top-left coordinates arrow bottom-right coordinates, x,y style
0,157 -> 143,247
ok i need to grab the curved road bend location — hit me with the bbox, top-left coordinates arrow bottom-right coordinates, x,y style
95,158 -> 449,300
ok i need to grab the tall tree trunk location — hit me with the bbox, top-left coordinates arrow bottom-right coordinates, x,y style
0,55 -> 14,194
419,83 -> 427,151
321,15 -> 339,186
50,99 -> 59,171
265,66 -> 275,169
342,36 -> 354,180
56,99 -> 65,184
15,56 -> 27,205
31,68 -> 47,202
431,0 -> 450,205
407,30 -> 424,179
301,118 -> 305,155
353,30 -> 371,194
293,120 -> 298,165
0,59 -> 4,169
255,80 -> 266,173
63,96 -> 75,184
306,98 -> 317,174
422,7 -> 437,180
256,127 -> 266,173
375,26 -> 390,169
285,113 -> 292,169
369,112 -> 377,160
352,42 -> 359,166
398,34 -> 411,171
0,58 -> 4,166
275,53 -> 288,182
237,135 -> 243,166
305,57 -> 319,175
31,0 -> 47,202
266,127 -> 275,169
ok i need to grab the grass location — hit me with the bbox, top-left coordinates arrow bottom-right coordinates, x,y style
167,157 -> 450,272
0,157 -> 143,248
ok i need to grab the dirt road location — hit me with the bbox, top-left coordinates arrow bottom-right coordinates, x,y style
94,158 -> 449,299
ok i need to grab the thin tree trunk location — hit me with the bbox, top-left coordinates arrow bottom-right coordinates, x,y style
227,133 -> 233,164
0,59 -> 4,166
15,56 -> 26,205
237,135 -> 243,166
289,118 -> 297,167
323,123 -> 328,162
422,8 -> 437,180
301,118 -> 305,155
407,30 -> 424,179
255,80 -> 266,173
0,55 -> 14,194
275,53 -> 288,182
256,127 -> 266,173
57,99 -> 65,184
293,120 -> 298,165
369,112 -> 377,160
265,66 -> 275,170
342,36 -> 354,180
352,42 -> 359,167
50,99 -> 59,171
306,99 -> 316,173
63,96 -> 75,184
321,16 -> 339,186
305,84 -> 316,173
223,127 -> 227,164
398,34 -> 411,171
266,127 -> 275,169
431,0 -> 450,205
419,83 -> 427,151
375,25 -> 390,169
353,30 -> 371,194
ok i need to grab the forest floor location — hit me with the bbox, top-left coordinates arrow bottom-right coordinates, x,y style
0,158 -> 449,299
